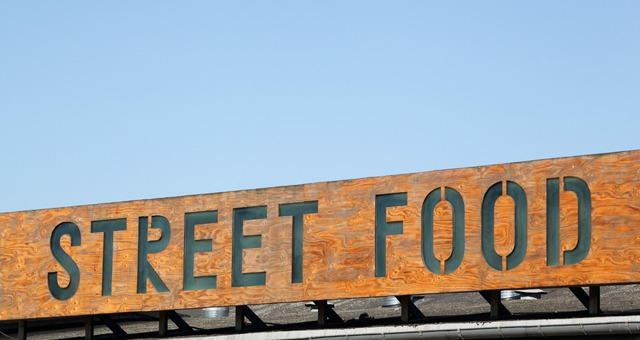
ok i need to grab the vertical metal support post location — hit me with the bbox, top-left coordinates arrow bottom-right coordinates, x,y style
479,290 -> 510,319
399,295 -> 410,324
235,306 -> 245,332
490,290 -> 500,320
85,315 -> 94,340
159,311 -> 168,337
313,300 -> 342,325
316,300 -> 328,326
589,285 -> 601,316
396,295 -> 426,323
17,320 -> 27,340
570,286 -> 603,315
234,305 -> 265,330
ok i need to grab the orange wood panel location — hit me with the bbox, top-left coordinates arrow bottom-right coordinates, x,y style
1,150 -> 640,320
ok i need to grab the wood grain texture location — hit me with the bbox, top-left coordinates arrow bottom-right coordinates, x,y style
2,150 -> 640,320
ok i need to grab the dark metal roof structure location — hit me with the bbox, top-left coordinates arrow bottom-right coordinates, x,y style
3,284 -> 640,339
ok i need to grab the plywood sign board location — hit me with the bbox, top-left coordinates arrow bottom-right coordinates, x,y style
1,150 -> 640,320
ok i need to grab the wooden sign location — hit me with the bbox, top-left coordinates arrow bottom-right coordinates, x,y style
2,150 -> 640,320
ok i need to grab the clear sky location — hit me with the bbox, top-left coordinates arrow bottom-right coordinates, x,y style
1,2 -> 638,213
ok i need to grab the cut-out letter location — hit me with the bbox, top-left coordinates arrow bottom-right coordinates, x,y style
547,176 -> 592,266
48,222 -> 82,300
137,216 -> 171,293
184,211 -> 218,290
375,193 -> 407,277
232,206 -> 267,287
279,201 -> 318,284
482,181 -> 527,271
422,187 -> 465,275
91,219 -> 126,296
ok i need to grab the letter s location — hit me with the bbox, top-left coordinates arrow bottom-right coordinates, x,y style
48,222 -> 81,300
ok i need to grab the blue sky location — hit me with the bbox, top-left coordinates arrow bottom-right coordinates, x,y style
1,2 -> 638,213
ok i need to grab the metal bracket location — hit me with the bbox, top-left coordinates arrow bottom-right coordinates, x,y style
235,305 -> 267,332
159,310 -> 193,337
480,290 -> 511,319
314,300 -> 343,326
85,315 -> 127,339
396,295 -> 425,323
569,286 -> 602,316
